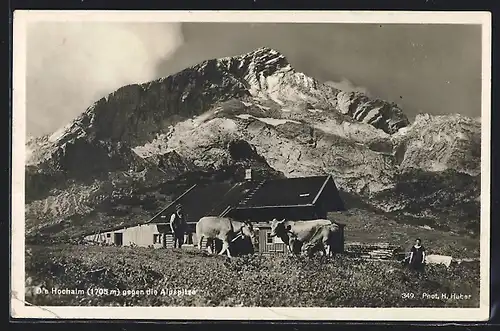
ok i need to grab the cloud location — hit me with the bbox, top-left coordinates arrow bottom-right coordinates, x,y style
26,22 -> 184,137
324,78 -> 371,96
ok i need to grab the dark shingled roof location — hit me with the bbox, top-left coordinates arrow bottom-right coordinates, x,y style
149,182 -> 237,224
148,175 -> 344,225
208,181 -> 260,216
236,175 -> 331,208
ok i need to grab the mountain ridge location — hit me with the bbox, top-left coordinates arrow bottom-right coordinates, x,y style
24,47 -> 481,239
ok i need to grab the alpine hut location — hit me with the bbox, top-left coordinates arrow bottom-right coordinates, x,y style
84,173 -> 346,255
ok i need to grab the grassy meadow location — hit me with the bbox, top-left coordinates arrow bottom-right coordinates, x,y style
24,204 -> 480,308
25,243 -> 480,308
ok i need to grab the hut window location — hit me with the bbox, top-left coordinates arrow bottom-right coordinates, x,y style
266,233 -> 273,244
153,234 -> 162,244
106,233 -> 111,238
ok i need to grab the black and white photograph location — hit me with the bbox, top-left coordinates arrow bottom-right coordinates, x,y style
11,11 -> 491,321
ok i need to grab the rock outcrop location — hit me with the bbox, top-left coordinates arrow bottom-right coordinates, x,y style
392,113 -> 481,176
336,91 -> 410,134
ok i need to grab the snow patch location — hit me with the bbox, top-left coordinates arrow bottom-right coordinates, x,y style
313,118 -> 389,144
430,161 -> 447,172
264,73 -> 282,92
242,101 -> 253,107
192,111 -> 216,127
132,133 -> 170,158
314,122 -> 344,137
256,104 -> 271,111
236,114 -> 253,120
307,109 -> 323,113
271,97 -> 285,106
26,146 -> 33,163
235,114 -> 300,126
218,118 -> 239,131
363,107 -> 383,123
258,117 -> 300,126
265,57 -> 281,65
48,124 -> 70,143
397,126 -> 410,135
281,108 -> 292,112
455,131 -> 468,140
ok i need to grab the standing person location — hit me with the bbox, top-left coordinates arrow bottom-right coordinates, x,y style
170,204 -> 187,249
409,238 -> 426,274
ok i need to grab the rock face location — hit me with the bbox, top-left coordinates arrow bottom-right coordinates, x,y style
25,47 -> 481,237
336,91 -> 410,134
392,113 -> 481,176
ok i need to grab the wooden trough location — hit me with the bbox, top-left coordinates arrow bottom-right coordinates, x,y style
345,242 -> 402,260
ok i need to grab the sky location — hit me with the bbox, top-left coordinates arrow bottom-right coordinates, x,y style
25,22 -> 482,137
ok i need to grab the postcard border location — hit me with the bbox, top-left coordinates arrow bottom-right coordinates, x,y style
10,10 -> 492,321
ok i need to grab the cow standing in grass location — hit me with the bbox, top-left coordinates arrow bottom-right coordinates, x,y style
196,216 -> 256,258
270,218 -> 339,257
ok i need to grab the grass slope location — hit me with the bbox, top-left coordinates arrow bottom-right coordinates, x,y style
25,244 -> 479,308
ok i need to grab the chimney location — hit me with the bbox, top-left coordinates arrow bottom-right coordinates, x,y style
244,168 -> 252,181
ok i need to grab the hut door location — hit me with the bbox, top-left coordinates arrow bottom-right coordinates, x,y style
114,233 -> 123,246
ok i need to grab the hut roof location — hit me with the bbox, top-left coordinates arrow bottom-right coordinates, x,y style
235,175 -> 336,209
85,175 -> 346,234
147,175 -> 344,223
146,181 -> 263,224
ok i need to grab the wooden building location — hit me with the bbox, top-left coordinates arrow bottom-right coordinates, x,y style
84,174 -> 346,254
227,175 -> 346,254
83,223 -> 174,248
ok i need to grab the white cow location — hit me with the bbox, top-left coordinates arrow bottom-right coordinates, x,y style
270,218 -> 340,257
196,216 -> 256,258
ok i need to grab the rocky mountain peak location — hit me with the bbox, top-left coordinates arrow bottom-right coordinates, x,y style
239,46 -> 290,70
186,47 -> 290,80
24,46 -> 481,239
31,47 -> 415,153
237,46 -> 288,64
210,46 -> 293,85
